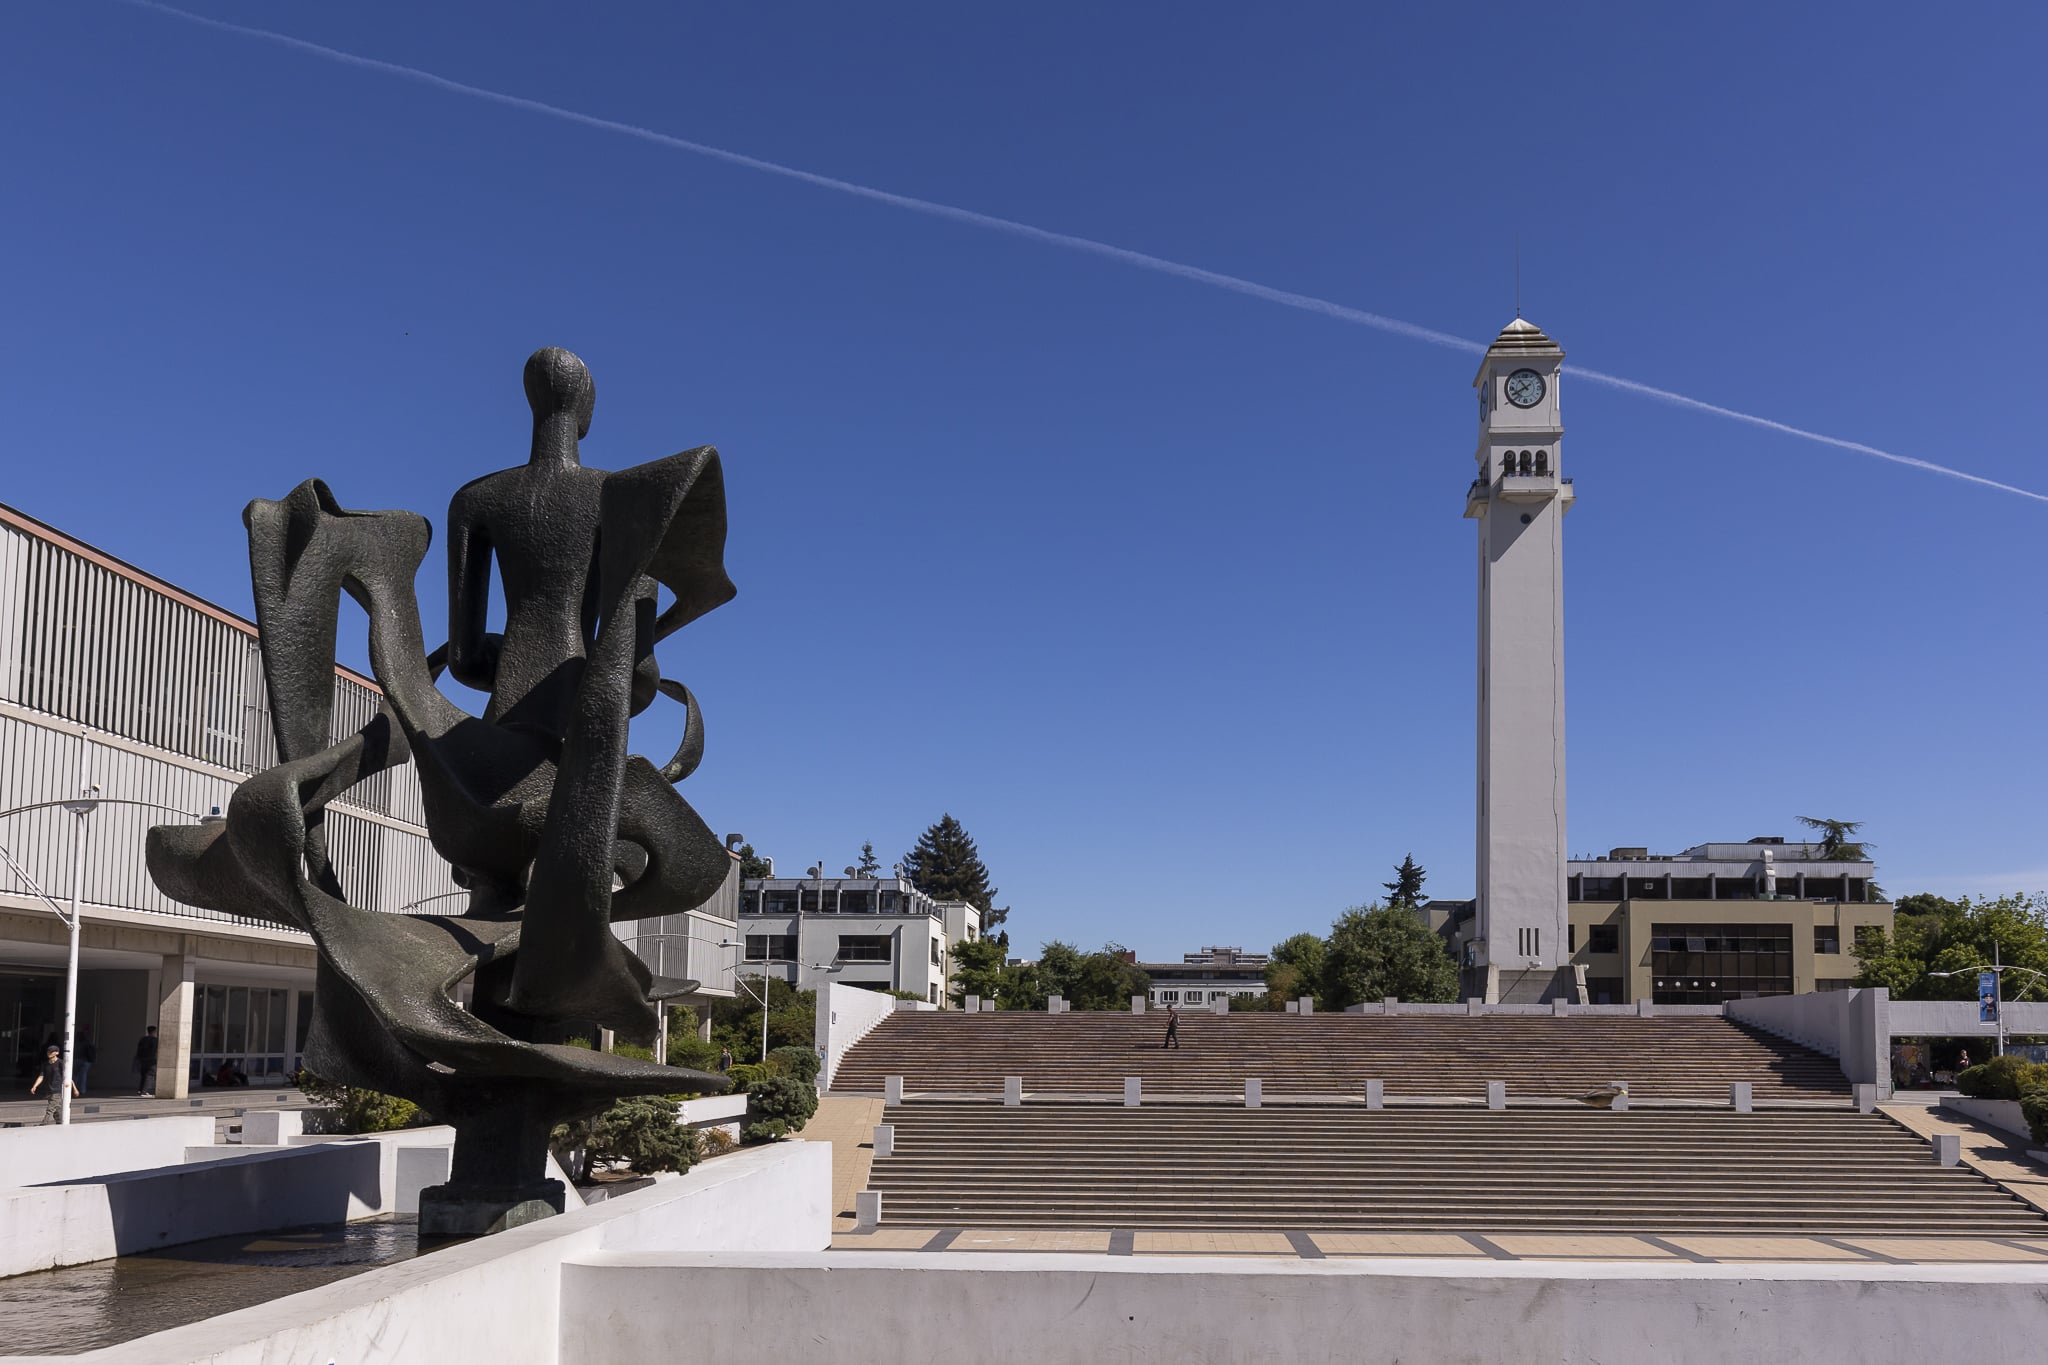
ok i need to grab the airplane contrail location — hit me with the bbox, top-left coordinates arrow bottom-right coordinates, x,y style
119,0 -> 2048,507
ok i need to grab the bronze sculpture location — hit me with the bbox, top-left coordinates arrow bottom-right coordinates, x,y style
148,347 -> 734,1235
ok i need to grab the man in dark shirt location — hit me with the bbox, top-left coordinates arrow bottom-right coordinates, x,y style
1162,1005 -> 1180,1050
29,1043 -> 76,1124
134,1025 -> 160,1096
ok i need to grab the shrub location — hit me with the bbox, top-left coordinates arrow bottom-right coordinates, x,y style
1955,1056 -> 2048,1100
743,1074 -> 819,1143
612,1041 -> 657,1064
588,1095 -> 702,1174
726,1062 -> 770,1091
2020,1088 -> 2048,1147
768,1046 -> 821,1085
300,1073 -> 423,1134
701,1126 -> 738,1156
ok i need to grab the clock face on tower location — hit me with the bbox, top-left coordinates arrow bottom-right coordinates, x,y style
1504,369 -> 1546,408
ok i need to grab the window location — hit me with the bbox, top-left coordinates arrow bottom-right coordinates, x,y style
1516,927 -> 1541,957
1587,977 -> 1624,1006
1577,876 -> 1622,902
1814,926 -> 1841,955
1185,991 -> 1205,1004
1568,924 -> 1576,953
1587,925 -> 1618,954
1158,991 -> 1179,1003
744,934 -> 796,962
930,941 -> 942,965
928,984 -> 938,1004
1649,923 -> 1793,1003
763,890 -> 799,914
837,935 -> 891,963
1816,979 -> 1855,992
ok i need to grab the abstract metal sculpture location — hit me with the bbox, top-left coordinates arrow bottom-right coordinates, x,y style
147,347 -> 734,1235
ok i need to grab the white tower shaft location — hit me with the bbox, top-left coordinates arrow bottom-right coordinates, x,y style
1464,319 -> 1573,1003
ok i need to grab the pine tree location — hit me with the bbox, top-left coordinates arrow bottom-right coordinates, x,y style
1382,854 -> 1427,907
735,843 -> 773,880
902,814 -> 1007,929
856,841 -> 882,877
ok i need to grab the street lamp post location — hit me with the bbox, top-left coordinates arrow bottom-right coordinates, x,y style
1929,942 -> 2048,1060
0,785 -> 212,1124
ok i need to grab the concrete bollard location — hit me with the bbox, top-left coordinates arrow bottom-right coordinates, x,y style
1299,997 -> 1314,1015
1486,1081 -> 1505,1110
873,1124 -> 894,1158
1212,995 -> 1230,1015
1731,1082 -> 1752,1113
1933,1133 -> 1961,1167
885,1075 -> 904,1106
1245,1079 -> 1262,1108
1124,1077 -> 1141,1107
1551,999 -> 1570,1017
1131,995 -> 1146,1013
1004,1076 -> 1022,1107
1465,998 -> 1482,1016
855,1190 -> 882,1229
241,1110 -> 303,1145
1636,999 -> 1656,1018
1366,1079 -> 1384,1109
1383,997 -> 1399,1014
965,995 -> 980,1013
1612,1081 -> 1629,1114
1854,1083 -> 1876,1114
982,999 -> 997,1013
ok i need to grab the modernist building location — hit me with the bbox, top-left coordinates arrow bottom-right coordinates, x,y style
1464,318 -> 1576,1003
0,501 -> 736,1093
736,877 -> 980,1005
1141,946 -> 1270,1008
1426,836 -> 1893,1005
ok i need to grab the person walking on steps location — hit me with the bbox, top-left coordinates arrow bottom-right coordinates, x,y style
134,1025 -> 159,1096
29,1043 -> 77,1124
1162,1004 -> 1180,1050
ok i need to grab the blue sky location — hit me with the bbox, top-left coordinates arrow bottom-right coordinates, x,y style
4,2 -> 2043,956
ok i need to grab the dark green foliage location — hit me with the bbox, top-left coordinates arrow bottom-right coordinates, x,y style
1034,941 -> 1151,1010
769,1045 -> 821,1085
713,976 -> 816,1063
743,1074 -> 819,1142
1319,903 -> 1460,1009
2020,1090 -> 2048,1147
903,814 -> 1008,930
1382,855 -> 1428,908
665,1006 -> 724,1073
300,1072 -> 424,1134
736,842 -> 774,880
948,935 -> 1009,1006
1266,933 -> 1328,1006
1955,1056 -> 2048,1101
1796,816 -> 1871,862
1855,894 -> 2048,999
725,1062 -> 769,1090
588,1095 -> 703,1174
887,989 -> 925,1001
856,841 -> 882,877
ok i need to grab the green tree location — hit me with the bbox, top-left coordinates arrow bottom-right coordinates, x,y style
1796,817 -> 1871,861
1034,941 -> 1150,1010
903,814 -> 1008,931
735,843 -> 774,880
1265,933 -> 1328,1006
1382,855 -> 1428,908
1319,903 -> 1460,1009
1855,893 -> 2048,1002
856,841 -> 882,877
948,936 -> 1009,1006
714,976 -> 816,1063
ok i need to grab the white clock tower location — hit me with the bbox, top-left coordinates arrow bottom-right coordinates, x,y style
1463,318 -> 1575,1003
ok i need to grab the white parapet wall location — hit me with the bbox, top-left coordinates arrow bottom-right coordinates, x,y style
1724,989 -> 1889,1095
817,981 -> 901,1091
24,1141 -> 829,1365
557,1252 -> 2048,1365
0,1114 -> 218,1187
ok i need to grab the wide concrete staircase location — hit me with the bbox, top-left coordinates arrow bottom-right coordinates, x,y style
834,1011 -> 1847,1103
869,1103 -> 2048,1236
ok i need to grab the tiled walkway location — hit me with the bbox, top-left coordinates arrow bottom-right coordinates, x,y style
1881,1097 -> 2048,1215
831,1227 -> 2048,1264
806,1094 -> 886,1232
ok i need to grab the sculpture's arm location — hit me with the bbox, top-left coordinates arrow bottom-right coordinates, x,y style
444,493 -> 500,691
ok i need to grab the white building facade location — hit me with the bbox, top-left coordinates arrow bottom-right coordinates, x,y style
737,877 -> 980,1006
1463,319 -> 1576,1003
1141,946 -> 1269,1008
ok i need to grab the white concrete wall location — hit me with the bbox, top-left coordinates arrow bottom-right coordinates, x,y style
1725,989 -> 1888,1094
1,1114 -> 216,1187
1941,1096 -> 2032,1141
816,980 -> 899,1091
1888,999 -> 2048,1040
28,1142 -> 828,1365
557,1252 -> 2048,1365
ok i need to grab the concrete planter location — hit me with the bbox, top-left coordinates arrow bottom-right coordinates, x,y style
1942,1095 -> 2032,1141
677,1094 -> 749,1128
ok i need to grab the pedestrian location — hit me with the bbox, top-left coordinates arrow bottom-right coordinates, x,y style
1957,1048 -> 1971,1073
717,1046 -> 733,1073
73,1030 -> 97,1097
134,1025 -> 159,1096
1162,1004 -> 1180,1050
29,1043 -> 77,1124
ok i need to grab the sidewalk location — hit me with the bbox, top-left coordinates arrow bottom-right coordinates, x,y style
0,1087 -> 313,1130
805,1094 -> 885,1232
1882,1093 -> 2048,1215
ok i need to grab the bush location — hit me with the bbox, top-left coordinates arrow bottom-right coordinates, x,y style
726,1062 -> 770,1091
300,1073 -> 423,1134
701,1126 -> 738,1156
742,1074 -> 819,1143
2020,1089 -> 2048,1147
1955,1056 -> 2048,1100
588,1095 -> 702,1174
768,1046 -> 821,1085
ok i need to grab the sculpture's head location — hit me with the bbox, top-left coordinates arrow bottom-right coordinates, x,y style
524,347 -> 596,442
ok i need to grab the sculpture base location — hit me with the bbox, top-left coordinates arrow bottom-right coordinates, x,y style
417,1179 -> 566,1239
